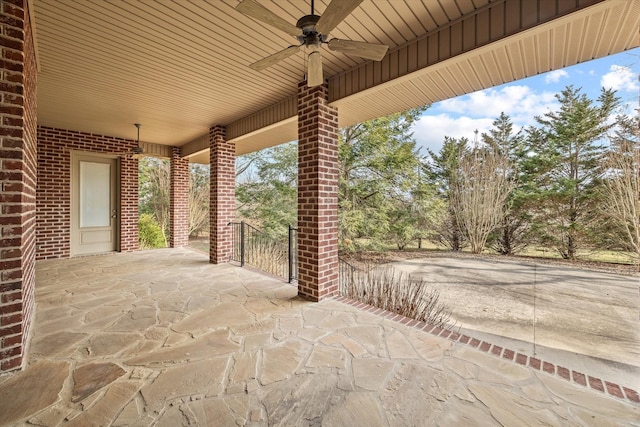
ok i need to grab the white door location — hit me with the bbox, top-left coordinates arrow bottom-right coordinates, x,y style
71,153 -> 119,256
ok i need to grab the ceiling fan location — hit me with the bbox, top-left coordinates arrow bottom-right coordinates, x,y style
236,0 -> 389,87
108,123 -> 146,158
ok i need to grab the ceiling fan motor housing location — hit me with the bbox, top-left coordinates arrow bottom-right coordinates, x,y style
296,15 -> 326,48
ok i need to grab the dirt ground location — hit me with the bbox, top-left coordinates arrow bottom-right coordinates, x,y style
346,251 -> 640,390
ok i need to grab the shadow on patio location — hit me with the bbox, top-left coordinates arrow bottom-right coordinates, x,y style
0,248 -> 637,425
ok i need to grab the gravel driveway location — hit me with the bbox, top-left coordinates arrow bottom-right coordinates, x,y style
389,256 -> 639,389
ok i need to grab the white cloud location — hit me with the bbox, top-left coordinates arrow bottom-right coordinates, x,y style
544,69 -> 569,84
601,65 -> 639,92
411,114 -> 494,154
412,84 -> 562,154
434,85 -> 558,126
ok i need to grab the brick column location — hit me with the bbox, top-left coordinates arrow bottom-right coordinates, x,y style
120,156 -> 139,252
170,147 -> 189,247
209,125 -> 234,264
297,81 -> 339,301
0,0 -> 37,373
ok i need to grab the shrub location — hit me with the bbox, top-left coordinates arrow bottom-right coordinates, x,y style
339,262 -> 454,330
139,214 -> 166,249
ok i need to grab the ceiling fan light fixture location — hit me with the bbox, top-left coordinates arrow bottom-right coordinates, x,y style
307,50 -> 323,87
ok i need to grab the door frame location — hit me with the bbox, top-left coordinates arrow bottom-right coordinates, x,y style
70,151 -> 121,256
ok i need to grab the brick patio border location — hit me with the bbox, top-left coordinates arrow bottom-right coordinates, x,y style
332,295 -> 640,406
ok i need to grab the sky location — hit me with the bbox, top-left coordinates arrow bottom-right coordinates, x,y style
411,47 -> 640,155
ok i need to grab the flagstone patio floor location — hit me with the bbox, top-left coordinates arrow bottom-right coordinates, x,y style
0,248 -> 637,426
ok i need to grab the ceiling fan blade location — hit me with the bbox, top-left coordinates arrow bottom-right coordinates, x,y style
316,0 -> 364,34
328,38 -> 388,61
236,0 -> 301,37
249,45 -> 300,71
307,51 -> 323,87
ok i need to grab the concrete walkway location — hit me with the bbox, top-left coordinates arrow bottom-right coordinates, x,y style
390,256 -> 640,391
0,248 -> 637,426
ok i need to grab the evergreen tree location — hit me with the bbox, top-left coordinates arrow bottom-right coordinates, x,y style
528,85 -> 620,259
338,107 -> 430,249
235,141 -> 297,240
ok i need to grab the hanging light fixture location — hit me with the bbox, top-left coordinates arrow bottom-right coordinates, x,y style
131,123 -> 144,158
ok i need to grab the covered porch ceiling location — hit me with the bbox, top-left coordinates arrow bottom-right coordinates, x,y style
33,0 -> 639,163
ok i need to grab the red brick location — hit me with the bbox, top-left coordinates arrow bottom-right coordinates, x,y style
2,333 -> 22,347
491,345 -> 502,356
529,358 -> 541,370
422,324 -> 435,333
0,344 -> 20,358
1,354 -> 21,371
502,349 -> 515,360
0,290 -> 21,303
542,361 -> 555,374
0,322 -> 21,336
0,312 -> 21,326
479,342 -> 491,352
515,353 -> 527,365
572,371 -> 586,386
623,387 -> 639,403
604,382 -> 624,399
588,376 -> 604,392
557,366 -> 570,380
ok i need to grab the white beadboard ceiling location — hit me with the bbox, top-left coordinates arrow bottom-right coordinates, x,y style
32,0 -> 639,161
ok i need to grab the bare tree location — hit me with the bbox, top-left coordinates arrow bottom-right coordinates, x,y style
189,164 -> 209,238
451,148 -> 515,254
426,137 -> 468,251
600,117 -> 639,266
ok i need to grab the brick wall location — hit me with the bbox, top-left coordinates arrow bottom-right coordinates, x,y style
0,0 -> 37,372
209,125 -> 234,264
37,127 -> 139,260
297,80 -> 339,301
170,146 -> 189,247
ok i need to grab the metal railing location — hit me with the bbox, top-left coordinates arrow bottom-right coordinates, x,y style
229,221 -> 360,288
288,224 -> 298,282
229,222 -> 298,282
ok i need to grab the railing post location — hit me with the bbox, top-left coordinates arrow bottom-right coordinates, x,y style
240,221 -> 246,267
288,224 -> 293,283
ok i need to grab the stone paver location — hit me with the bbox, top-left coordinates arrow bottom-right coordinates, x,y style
0,248 -> 637,426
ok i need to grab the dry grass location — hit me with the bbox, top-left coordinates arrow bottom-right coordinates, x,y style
340,263 -> 454,330
244,239 -> 288,278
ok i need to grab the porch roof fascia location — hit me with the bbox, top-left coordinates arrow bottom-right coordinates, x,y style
179,0 -> 638,163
